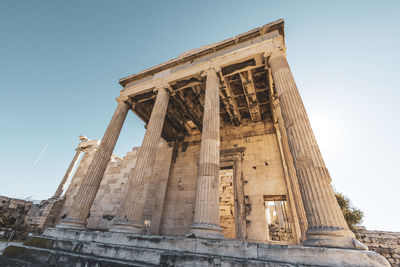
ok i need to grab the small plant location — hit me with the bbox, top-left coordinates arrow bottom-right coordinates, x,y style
335,192 -> 364,232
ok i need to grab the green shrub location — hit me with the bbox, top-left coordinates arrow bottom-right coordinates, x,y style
335,192 -> 364,232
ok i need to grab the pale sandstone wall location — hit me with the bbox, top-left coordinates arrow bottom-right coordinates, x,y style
221,122 -> 290,243
160,138 -> 200,236
26,197 -> 65,229
86,140 -> 173,231
86,148 -> 139,229
142,140 -> 175,234
159,121 -> 292,241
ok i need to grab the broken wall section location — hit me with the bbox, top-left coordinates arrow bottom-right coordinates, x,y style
0,196 -> 36,240
355,227 -> 400,266
86,139 -> 174,231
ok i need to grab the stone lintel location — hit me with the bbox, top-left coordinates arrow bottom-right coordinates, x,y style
119,19 -> 285,87
118,31 -> 283,101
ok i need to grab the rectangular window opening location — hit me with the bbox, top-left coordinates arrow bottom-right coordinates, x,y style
264,195 -> 294,242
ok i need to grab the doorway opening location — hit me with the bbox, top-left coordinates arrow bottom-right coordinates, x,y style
219,166 -> 236,239
264,195 -> 294,242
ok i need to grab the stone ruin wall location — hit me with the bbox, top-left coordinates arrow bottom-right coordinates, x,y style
0,196 -> 34,240
55,139 -> 174,232
26,197 -> 64,230
355,228 -> 400,267
268,224 -> 294,242
87,139 -> 173,232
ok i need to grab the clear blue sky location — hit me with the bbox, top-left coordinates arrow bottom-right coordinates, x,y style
1,1 -> 399,232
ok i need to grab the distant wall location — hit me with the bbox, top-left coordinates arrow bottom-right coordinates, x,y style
0,196 -> 35,240
355,227 -> 400,266
26,198 -> 65,230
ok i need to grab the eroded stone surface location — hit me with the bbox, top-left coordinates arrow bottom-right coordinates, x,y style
1,228 -> 390,267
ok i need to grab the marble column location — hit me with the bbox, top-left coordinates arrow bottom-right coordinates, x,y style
268,50 -> 367,250
112,87 -> 170,233
272,96 -> 308,241
275,201 -> 285,227
53,146 -> 83,198
189,69 -> 223,239
57,101 -> 130,229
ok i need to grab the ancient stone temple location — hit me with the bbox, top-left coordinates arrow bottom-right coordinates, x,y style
2,19 -> 389,266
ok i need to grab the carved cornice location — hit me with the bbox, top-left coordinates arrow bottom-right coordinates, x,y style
119,19 -> 285,87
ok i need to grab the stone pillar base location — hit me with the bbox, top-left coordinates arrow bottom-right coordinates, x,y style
110,220 -> 143,234
189,223 -> 224,239
303,229 -> 368,250
56,218 -> 86,230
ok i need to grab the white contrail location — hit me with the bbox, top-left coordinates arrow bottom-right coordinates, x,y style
14,140 -> 51,198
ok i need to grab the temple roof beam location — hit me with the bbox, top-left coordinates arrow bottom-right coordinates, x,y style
239,70 -> 262,123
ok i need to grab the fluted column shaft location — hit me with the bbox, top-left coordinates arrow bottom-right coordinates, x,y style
190,69 -> 223,239
272,97 -> 308,241
112,87 -> 169,233
53,147 -> 83,198
268,51 -> 366,250
58,101 -> 130,229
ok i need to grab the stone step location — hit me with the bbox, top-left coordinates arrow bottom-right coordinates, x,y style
20,235 -> 274,266
23,236 -> 165,265
3,239 -> 278,267
2,228 -> 390,267
3,244 -> 152,267
0,255 -> 36,267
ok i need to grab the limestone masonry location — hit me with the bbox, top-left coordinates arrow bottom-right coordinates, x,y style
1,19 -> 391,266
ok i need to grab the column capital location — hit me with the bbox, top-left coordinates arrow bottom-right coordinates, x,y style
166,84 -> 177,96
265,47 -> 287,61
213,66 -> 222,73
79,135 -> 88,142
75,135 -> 88,151
153,84 -> 169,93
115,96 -> 134,109
200,68 -> 219,78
